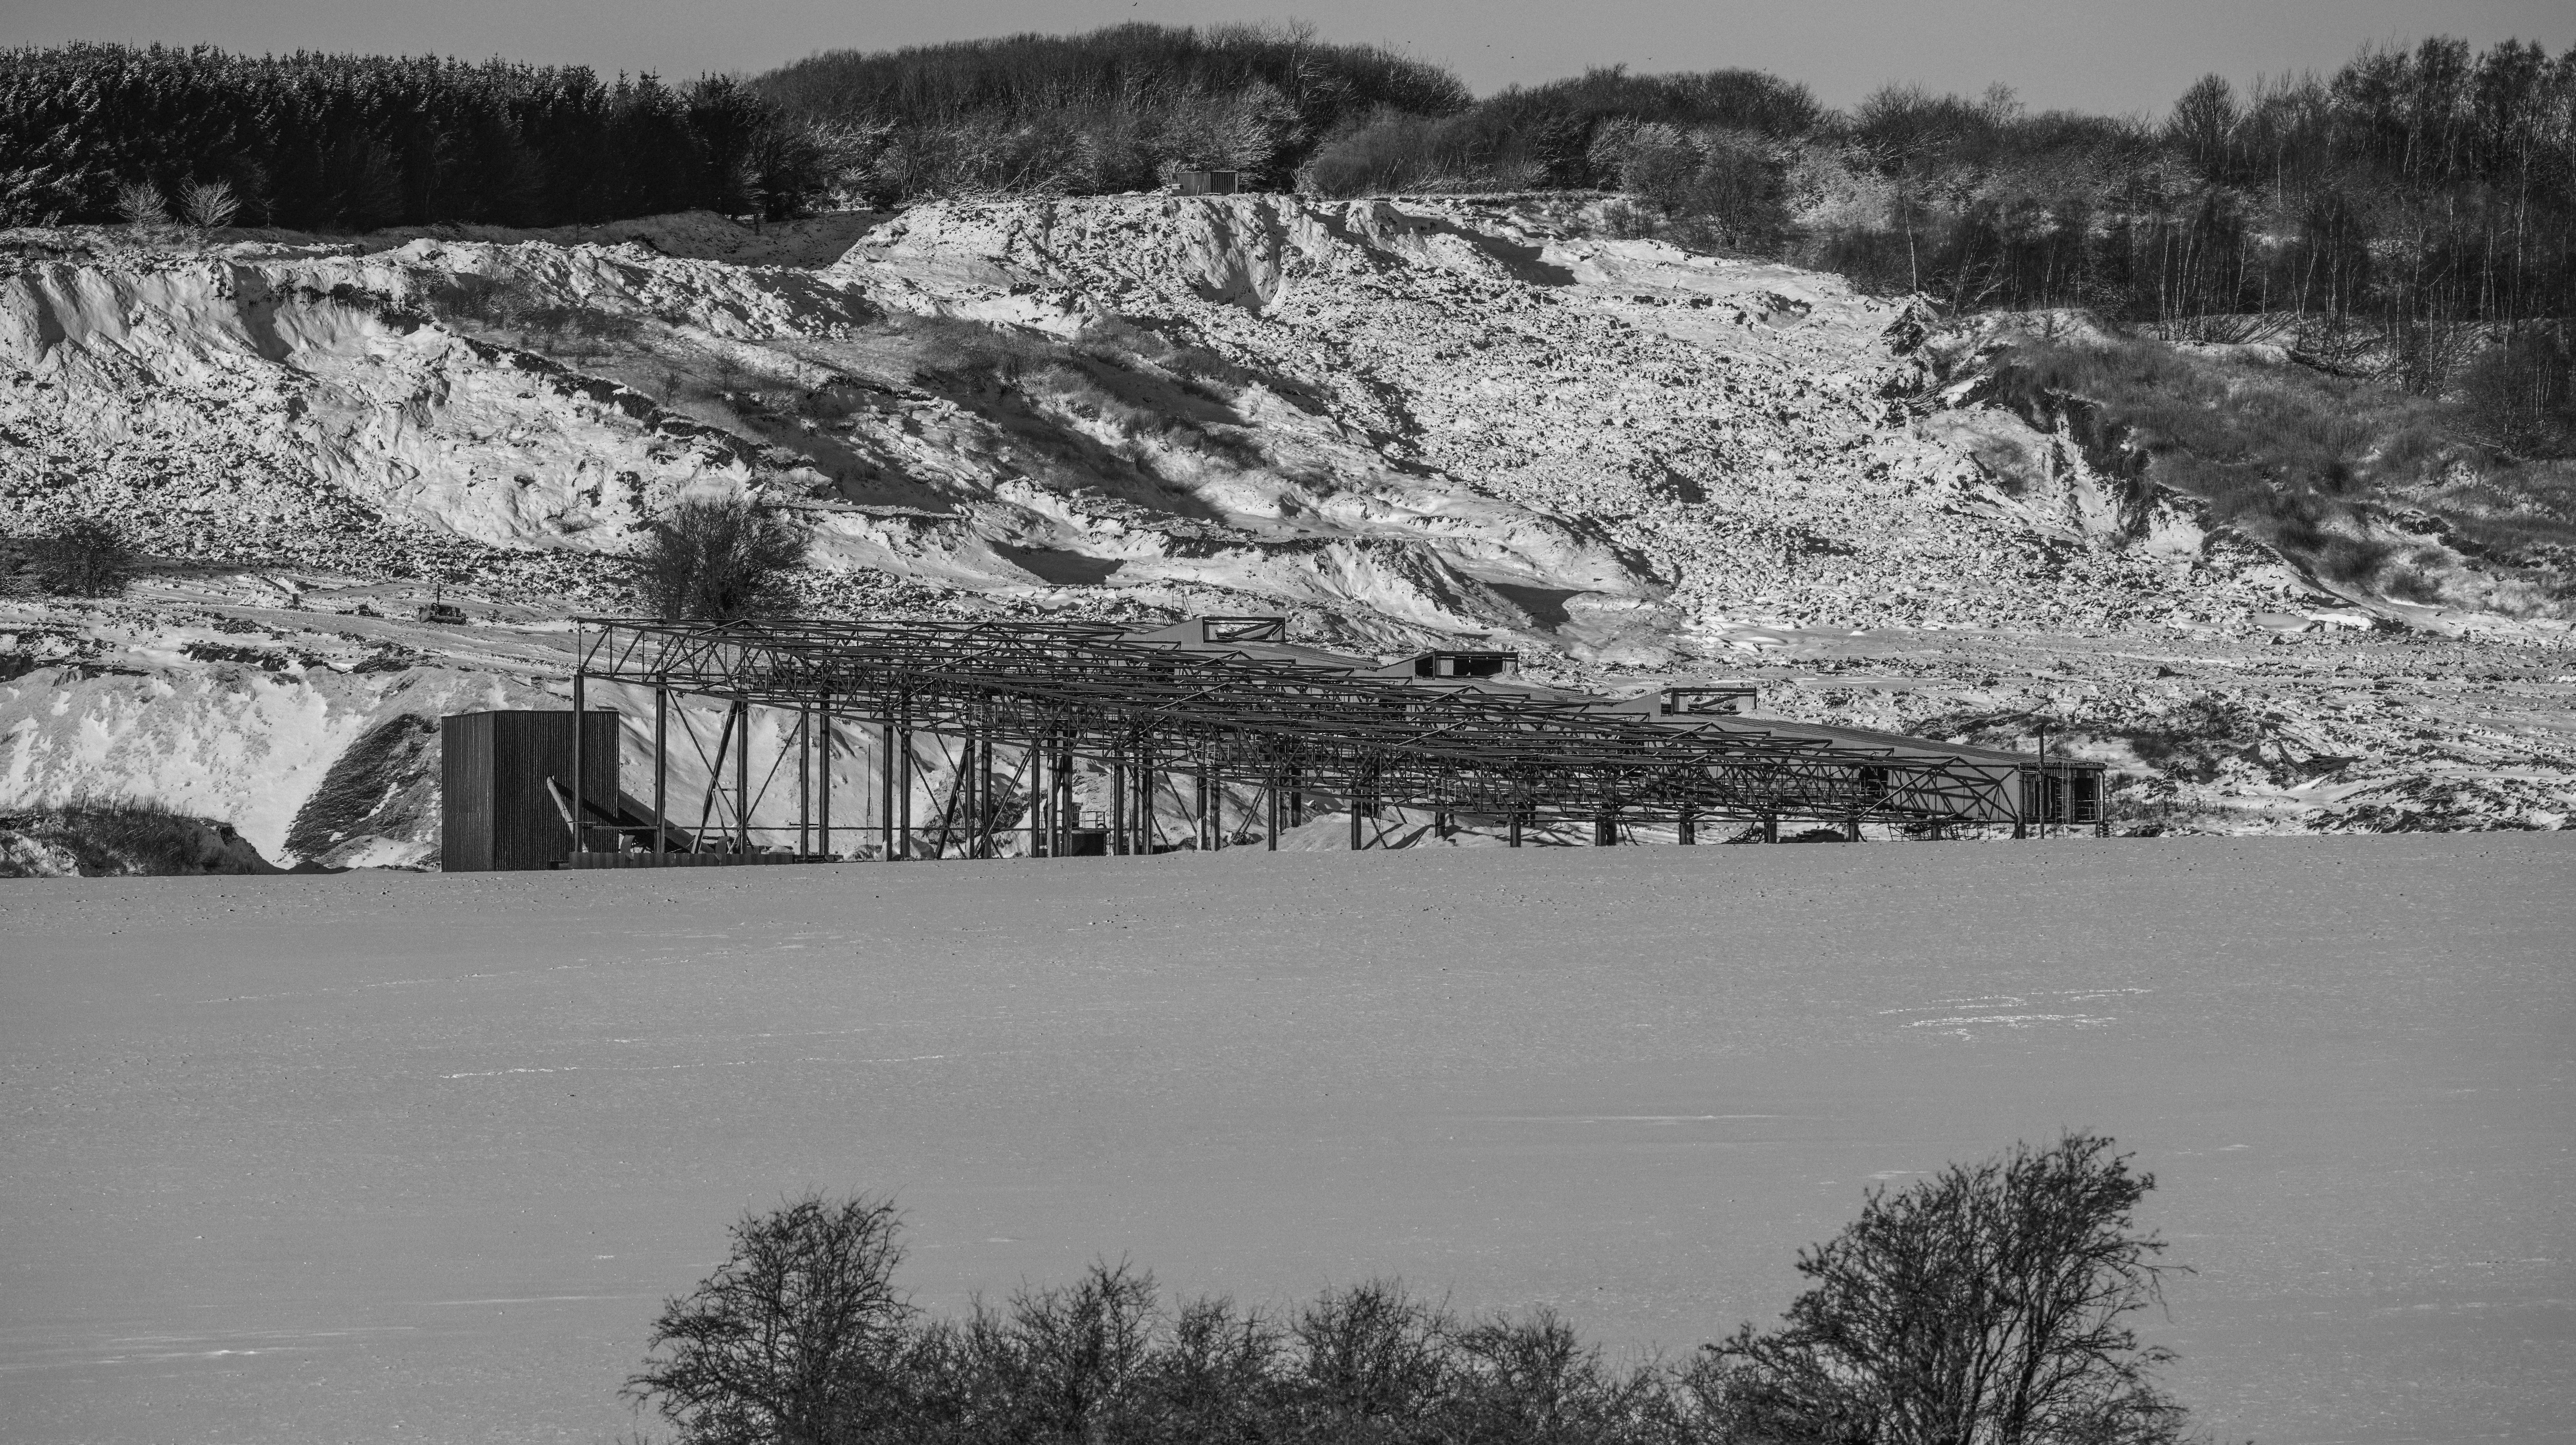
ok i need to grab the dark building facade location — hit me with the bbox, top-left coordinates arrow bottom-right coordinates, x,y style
441,710 -> 620,871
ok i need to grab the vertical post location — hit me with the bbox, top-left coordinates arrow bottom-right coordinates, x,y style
797,704 -> 812,859
1056,742 -> 1074,856
1265,763 -> 1280,851
1763,814 -> 1778,844
2036,723 -> 2050,841
976,725 -> 994,860
881,716 -> 898,861
569,656 -> 586,857
1845,810 -> 1863,843
733,696 -> 750,855
1022,735 -> 1036,859
896,711 -> 913,860
1110,746 -> 1127,856
652,679 -> 668,856
1348,773 -> 1364,851
817,697 -> 832,860
1133,741 -> 1152,856
1209,753 -> 1224,851
1288,765 -> 1303,829
1129,743 -> 1145,856
960,722 -> 978,861
1678,809 -> 1695,845
1038,736 -> 1053,858
1508,810 -> 1523,848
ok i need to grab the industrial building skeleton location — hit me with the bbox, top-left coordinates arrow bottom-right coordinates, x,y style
561,615 -> 2106,862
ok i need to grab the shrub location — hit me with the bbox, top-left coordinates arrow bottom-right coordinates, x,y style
1702,1131 -> 2190,1445
633,1138 -> 2200,1445
980,1261 -> 1162,1441
756,22 -> 1469,199
2458,327 -> 2576,459
1290,1278 -> 1454,1429
1589,121 -> 1790,250
1131,1295 -> 1284,1443
33,518 -> 135,597
179,177 -> 240,228
628,1193 -> 915,1445
631,496 -> 806,622
1446,1308 -> 1663,1445
113,177 -> 167,225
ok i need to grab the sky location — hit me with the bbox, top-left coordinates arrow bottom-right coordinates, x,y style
5,0 -> 2571,115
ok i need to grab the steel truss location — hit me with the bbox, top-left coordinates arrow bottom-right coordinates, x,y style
563,616 -> 2092,860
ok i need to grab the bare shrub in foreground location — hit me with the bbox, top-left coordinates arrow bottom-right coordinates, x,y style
1703,1131 -> 2189,1445
629,1134 -> 2198,1444
628,1193 -> 914,1445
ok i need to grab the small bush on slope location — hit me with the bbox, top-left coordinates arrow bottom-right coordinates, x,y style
631,498 -> 806,622
31,518 -> 135,597
627,1133 -> 2194,1444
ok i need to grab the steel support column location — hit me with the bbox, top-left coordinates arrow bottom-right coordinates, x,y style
896,714 -> 913,860
652,679 -> 669,855
732,696 -> 750,854
569,662 -> 587,855
1109,748 -> 1127,856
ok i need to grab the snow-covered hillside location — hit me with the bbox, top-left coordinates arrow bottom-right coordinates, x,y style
3,197 -> 2571,864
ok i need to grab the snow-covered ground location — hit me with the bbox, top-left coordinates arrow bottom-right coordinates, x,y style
4,836 -> 2569,1444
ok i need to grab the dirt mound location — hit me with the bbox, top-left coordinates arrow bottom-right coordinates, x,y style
0,801 -> 280,877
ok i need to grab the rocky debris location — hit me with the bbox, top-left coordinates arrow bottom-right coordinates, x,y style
280,712 -> 443,869
1,200 -> 2569,853
1733,629 -> 2576,835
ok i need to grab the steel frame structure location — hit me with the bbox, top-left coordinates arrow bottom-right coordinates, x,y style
563,616 -> 2102,861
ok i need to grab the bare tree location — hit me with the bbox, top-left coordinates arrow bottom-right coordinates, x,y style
1289,1280 -> 1455,1433
180,179 -> 241,230
631,496 -> 806,621
994,1261 -> 1162,1442
1447,1307 -> 1667,1445
1704,1131 -> 2190,1445
114,179 -> 168,226
627,1193 -> 914,1445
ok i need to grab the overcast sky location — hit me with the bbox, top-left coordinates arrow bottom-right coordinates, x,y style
7,0 -> 2570,114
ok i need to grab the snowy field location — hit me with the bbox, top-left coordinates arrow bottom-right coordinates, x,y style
4,836 -> 2571,1445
